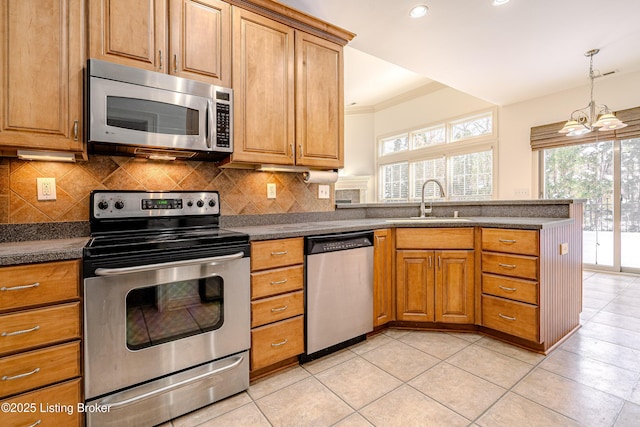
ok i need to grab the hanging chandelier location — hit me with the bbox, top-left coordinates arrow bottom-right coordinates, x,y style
558,49 -> 627,136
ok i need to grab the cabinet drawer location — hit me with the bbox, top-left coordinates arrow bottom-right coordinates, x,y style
482,295 -> 539,342
0,378 -> 81,427
0,341 -> 80,399
0,303 -> 80,356
482,252 -> 538,280
0,261 -> 79,312
251,265 -> 304,299
251,238 -> 304,271
251,291 -> 304,328
396,228 -> 474,250
482,274 -> 538,305
482,228 -> 538,256
251,316 -> 304,370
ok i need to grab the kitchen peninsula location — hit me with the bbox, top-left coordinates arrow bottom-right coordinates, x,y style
1,199 -> 583,365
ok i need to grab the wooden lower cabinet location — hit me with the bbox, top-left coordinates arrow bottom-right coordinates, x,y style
373,229 -> 394,326
482,294 -> 539,342
0,341 -> 80,399
0,260 -> 82,426
396,250 -> 474,324
251,316 -> 304,371
0,379 -> 81,427
250,238 -> 305,374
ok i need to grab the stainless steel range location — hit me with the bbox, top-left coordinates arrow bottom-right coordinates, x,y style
82,190 -> 250,427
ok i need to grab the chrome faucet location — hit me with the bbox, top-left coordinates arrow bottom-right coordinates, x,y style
420,179 -> 446,217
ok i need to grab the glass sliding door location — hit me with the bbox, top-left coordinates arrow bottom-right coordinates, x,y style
543,141 -> 614,267
621,138 -> 640,270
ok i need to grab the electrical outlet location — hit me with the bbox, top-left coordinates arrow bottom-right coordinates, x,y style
267,183 -> 276,199
318,185 -> 330,199
513,188 -> 529,198
37,178 -> 57,201
560,242 -> 569,255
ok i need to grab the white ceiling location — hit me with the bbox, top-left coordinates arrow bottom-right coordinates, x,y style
278,0 -> 640,108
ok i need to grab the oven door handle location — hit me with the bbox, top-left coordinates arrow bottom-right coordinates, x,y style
96,355 -> 245,410
94,251 -> 245,276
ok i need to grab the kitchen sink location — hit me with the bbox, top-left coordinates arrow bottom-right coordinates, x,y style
385,217 -> 474,223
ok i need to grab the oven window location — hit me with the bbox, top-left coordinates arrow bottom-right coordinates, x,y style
126,276 -> 223,350
106,96 -> 199,135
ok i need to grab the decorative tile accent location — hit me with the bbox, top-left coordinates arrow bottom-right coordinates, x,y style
0,155 -> 334,224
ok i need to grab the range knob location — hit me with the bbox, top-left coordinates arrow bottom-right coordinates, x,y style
208,199 -> 216,207
196,200 -> 204,208
114,200 -> 125,210
97,200 -> 109,210
187,200 -> 194,207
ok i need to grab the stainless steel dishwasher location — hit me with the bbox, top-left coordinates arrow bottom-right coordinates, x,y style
303,230 -> 374,361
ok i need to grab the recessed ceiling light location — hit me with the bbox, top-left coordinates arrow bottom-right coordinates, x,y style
492,0 -> 511,5
410,5 -> 429,18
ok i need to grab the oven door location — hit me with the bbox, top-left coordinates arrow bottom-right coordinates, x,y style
83,251 -> 250,400
89,75 -> 214,152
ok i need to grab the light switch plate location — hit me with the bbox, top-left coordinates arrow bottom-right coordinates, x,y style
318,185 -> 330,199
37,177 -> 57,201
267,183 -> 276,199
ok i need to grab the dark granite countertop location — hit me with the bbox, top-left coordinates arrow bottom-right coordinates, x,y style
0,237 -> 89,266
226,216 -> 574,241
0,215 -> 574,265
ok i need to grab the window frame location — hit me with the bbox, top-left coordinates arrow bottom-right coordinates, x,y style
376,108 -> 498,203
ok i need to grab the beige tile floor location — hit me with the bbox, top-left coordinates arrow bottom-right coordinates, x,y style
163,271 -> 640,427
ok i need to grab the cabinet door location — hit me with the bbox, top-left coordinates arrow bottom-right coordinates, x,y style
396,250 -> 435,322
169,0 -> 230,86
435,250 -> 474,324
295,32 -> 343,168
0,0 -> 84,152
89,0 -> 166,71
374,229 -> 394,326
231,7 -> 294,165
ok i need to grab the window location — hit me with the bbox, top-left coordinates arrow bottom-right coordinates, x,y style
379,134 -> 408,156
533,106 -> 640,273
450,112 -> 493,142
380,162 -> 408,201
376,109 -> 496,202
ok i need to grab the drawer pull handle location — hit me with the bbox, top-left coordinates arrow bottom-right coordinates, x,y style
271,305 -> 288,313
271,339 -> 288,347
2,367 -> 40,381
270,279 -> 288,285
498,263 -> 517,269
1,282 -> 40,292
498,286 -> 517,292
499,239 -> 517,244
498,313 -> 517,321
1,325 -> 40,337
27,420 -> 42,427
271,251 -> 288,256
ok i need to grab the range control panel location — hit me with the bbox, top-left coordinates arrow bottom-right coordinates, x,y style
91,190 -> 220,219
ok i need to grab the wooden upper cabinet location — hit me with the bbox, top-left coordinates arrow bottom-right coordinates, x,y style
89,0 -> 165,71
89,0 -> 230,86
0,0 -> 84,153
230,7 -> 295,165
295,32 -> 343,168
169,0 -> 230,86
227,6 -> 345,169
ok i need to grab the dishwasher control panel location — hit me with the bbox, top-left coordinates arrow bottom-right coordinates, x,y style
305,231 -> 374,255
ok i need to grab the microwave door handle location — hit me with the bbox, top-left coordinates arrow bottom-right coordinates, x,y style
205,99 -> 213,149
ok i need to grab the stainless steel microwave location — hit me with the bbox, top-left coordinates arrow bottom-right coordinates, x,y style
87,59 -> 232,160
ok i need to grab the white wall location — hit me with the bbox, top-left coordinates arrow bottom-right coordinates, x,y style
343,70 -> 640,201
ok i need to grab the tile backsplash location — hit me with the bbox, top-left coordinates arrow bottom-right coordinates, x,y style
0,156 -> 334,224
